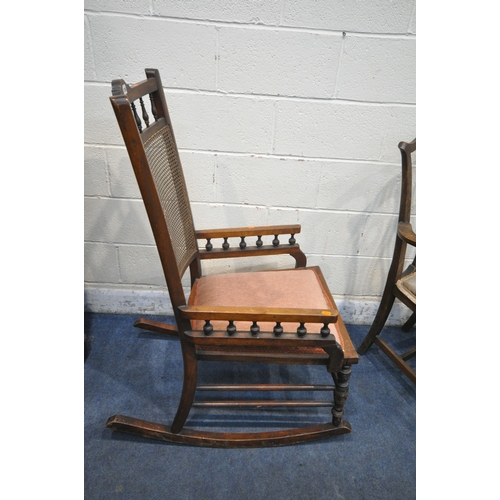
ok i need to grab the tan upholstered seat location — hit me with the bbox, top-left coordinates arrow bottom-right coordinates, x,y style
189,266 -> 345,352
396,271 -> 416,304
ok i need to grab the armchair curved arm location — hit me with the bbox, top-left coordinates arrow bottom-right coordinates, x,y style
195,224 -> 301,240
398,222 -> 416,246
195,224 -> 307,268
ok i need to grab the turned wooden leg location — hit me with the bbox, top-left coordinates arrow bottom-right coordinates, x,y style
357,294 -> 396,355
331,364 -> 352,427
170,342 -> 198,434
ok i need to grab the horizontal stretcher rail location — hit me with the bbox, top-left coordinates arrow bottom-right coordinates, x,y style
197,384 -> 335,391
192,400 -> 334,408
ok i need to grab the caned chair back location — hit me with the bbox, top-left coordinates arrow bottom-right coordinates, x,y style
110,69 -> 199,312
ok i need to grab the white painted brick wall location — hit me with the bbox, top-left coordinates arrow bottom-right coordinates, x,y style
218,28 -> 343,98
152,0 -> 283,24
89,15 -> 218,89
337,37 -> 416,103
84,0 -> 416,324
281,0 -> 415,33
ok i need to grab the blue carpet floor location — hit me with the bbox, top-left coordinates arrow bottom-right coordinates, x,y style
84,313 -> 415,500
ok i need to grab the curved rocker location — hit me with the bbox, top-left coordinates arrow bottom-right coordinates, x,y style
106,415 -> 352,448
106,68 -> 359,447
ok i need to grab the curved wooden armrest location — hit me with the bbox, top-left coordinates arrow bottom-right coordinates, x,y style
179,305 -> 338,324
195,224 -> 301,240
398,222 -> 416,246
196,224 -> 307,267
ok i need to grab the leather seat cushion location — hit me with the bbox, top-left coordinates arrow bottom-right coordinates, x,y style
188,266 -> 343,349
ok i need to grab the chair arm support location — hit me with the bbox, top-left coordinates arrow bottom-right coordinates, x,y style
198,245 -> 307,267
398,222 -> 416,246
195,225 -> 307,267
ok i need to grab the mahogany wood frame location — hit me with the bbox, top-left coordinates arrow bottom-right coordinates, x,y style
106,68 -> 359,447
357,139 -> 416,384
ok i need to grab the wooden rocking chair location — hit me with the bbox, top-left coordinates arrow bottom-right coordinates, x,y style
357,139 -> 416,384
106,68 -> 359,447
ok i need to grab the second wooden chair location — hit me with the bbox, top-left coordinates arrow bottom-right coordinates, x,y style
357,139 -> 416,384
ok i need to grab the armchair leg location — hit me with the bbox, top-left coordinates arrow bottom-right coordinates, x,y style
331,365 -> 351,427
171,342 -> 198,434
357,294 -> 396,355
402,312 -> 416,332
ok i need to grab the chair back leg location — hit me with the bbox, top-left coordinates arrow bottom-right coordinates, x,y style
171,342 -> 198,434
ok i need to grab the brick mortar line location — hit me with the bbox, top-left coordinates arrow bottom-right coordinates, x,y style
190,202 -> 404,217
333,32 -> 346,98
84,10 -> 416,39
85,80 -> 416,107
83,244 -> 397,262
84,195 -> 405,218
178,150 -> 404,166
85,143 -> 404,166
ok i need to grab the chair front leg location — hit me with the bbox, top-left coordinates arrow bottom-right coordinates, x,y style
331,364 -> 352,427
357,294 -> 396,354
